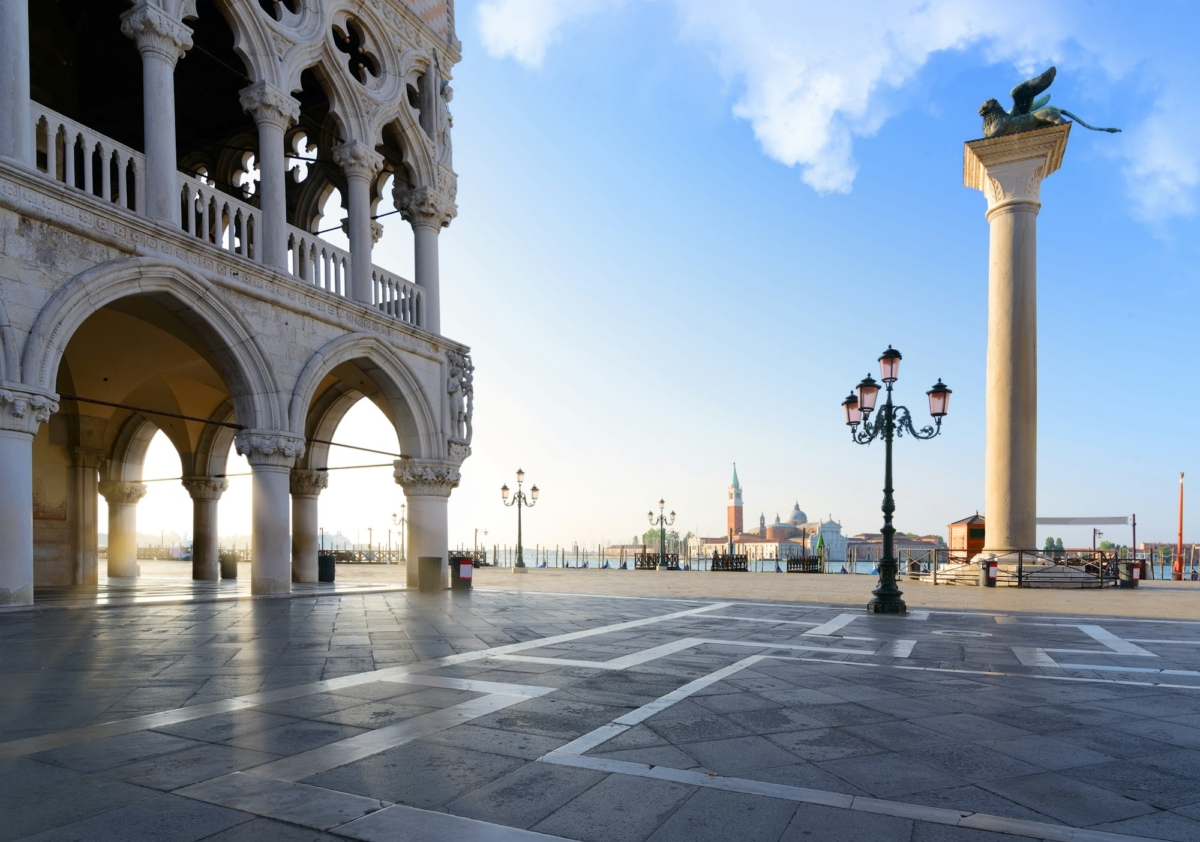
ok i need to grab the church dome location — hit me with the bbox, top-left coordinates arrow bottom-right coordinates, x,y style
789,502 -> 807,525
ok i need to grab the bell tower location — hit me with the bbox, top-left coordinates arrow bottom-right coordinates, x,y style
727,464 -> 744,535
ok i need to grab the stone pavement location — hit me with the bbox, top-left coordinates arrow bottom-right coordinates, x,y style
4,589 -> 1200,841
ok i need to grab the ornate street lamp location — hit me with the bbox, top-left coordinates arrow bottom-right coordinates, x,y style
501,469 -> 538,567
647,499 -> 676,570
845,346 -> 950,614
391,504 -> 407,563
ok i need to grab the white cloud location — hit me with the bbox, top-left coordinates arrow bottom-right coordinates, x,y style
477,0 -> 1198,218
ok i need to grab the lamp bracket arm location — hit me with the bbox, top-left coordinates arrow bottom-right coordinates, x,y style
894,405 -> 939,440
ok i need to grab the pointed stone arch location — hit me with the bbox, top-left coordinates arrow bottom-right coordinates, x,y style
22,256 -> 283,432
289,333 -> 438,461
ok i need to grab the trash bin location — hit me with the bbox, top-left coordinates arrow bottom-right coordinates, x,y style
450,557 -> 473,591
419,556 -> 443,592
318,553 -> 336,583
1118,561 -> 1140,589
219,551 -> 238,580
979,556 -> 998,587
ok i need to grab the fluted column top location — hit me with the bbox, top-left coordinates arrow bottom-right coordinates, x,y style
99,480 -> 149,506
332,141 -> 384,182
120,2 -> 194,65
235,431 -> 306,470
0,386 -> 59,436
964,123 -> 1070,216
239,82 -> 301,132
290,468 -> 329,498
394,185 -> 457,230
182,476 -> 229,501
394,458 -> 460,498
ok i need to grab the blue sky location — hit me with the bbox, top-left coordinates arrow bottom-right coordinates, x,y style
129,0 -> 1200,553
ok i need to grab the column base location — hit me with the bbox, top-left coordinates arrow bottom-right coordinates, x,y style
0,583 -> 33,607
512,566 -> 527,575
252,576 -> 291,595
867,598 -> 907,614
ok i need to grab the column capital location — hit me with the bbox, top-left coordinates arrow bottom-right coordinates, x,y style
120,3 -> 194,66
290,468 -> 329,498
235,431 -> 306,469
0,386 -> 59,436
182,476 -> 229,501
964,123 -> 1070,216
332,141 -> 384,182
70,447 -> 107,470
394,458 -> 460,498
99,480 -> 148,506
239,81 -> 300,132
394,186 -> 457,230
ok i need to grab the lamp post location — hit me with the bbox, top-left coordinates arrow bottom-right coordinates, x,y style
501,469 -> 538,567
647,499 -> 676,570
474,528 -> 488,557
842,345 -> 951,614
391,505 -> 406,563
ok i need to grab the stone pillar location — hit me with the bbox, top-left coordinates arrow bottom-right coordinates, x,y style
240,82 -> 300,269
964,124 -> 1070,555
182,477 -> 228,581
69,448 -> 105,585
0,388 -> 58,605
332,142 -> 384,305
235,432 -> 304,594
394,459 -> 460,588
290,469 -> 327,583
0,0 -> 31,166
395,187 -> 457,334
121,2 -> 192,224
99,481 -> 148,578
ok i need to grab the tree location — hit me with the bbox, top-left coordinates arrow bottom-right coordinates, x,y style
1044,536 -> 1056,551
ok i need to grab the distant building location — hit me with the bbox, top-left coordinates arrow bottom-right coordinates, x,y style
845,532 -> 945,563
948,513 -> 986,561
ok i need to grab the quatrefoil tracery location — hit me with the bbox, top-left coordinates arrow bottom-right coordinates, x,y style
332,19 -> 380,86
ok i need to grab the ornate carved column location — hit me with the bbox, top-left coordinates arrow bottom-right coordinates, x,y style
182,477 -> 228,581
235,431 -> 305,594
99,480 -> 149,578
121,2 -> 193,224
394,459 -> 460,588
289,469 -> 327,583
964,123 -> 1070,555
0,0 -> 31,165
240,82 -> 300,269
395,186 -> 457,334
69,448 -> 105,586
332,142 -> 384,305
0,387 -> 58,605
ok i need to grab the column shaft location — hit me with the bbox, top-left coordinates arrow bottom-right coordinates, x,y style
291,495 -> 319,583
0,431 -> 34,605
985,204 -> 1039,552
0,0 -> 31,166
251,466 -> 291,593
405,495 -> 448,588
107,504 -> 140,578
192,497 -> 219,580
257,119 -> 288,267
69,454 -> 102,585
413,224 -> 441,334
346,173 -> 373,304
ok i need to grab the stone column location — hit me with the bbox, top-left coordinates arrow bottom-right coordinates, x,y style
395,187 -> 457,334
235,431 -> 304,594
0,0 -> 31,166
290,469 -> 327,583
332,142 -> 384,305
964,124 -> 1070,555
394,459 -> 460,588
69,448 -> 105,585
182,477 -> 228,581
121,2 -> 192,224
240,82 -> 300,269
0,388 -> 58,605
99,480 -> 148,578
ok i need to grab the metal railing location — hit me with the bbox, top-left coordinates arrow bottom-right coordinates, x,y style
710,554 -> 749,572
786,557 -> 823,573
450,550 -> 489,568
923,548 -> 1127,588
634,552 -> 680,570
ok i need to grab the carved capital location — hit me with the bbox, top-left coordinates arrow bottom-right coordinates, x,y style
70,448 -> 107,470
290,468 -> 329,498
394,459 -> 460,498
235,431 -> 306,469
0,386 -> 59,436
393,186 -> 457,230
120,3 -> 194,65
332,142 -> 384,182
239,82 -> 301,132
181,476 -> 229,502
448,441 -> 471,463
99,480 -> 148,506
964,123 -> 1070,215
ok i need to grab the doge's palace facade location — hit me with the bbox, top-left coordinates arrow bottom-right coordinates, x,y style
0,0 -> 470,604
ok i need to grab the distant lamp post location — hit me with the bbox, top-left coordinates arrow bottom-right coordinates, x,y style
501,469 -> 538,567
844,346 -> 950,614
474,528 -> 488,555
647,499 -> 676,570
391,505 -> 407,563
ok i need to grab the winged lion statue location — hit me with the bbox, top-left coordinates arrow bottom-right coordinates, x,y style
980,67 -> 1120,138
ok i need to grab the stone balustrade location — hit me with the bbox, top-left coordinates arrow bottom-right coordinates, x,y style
27,103 -> 423,330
